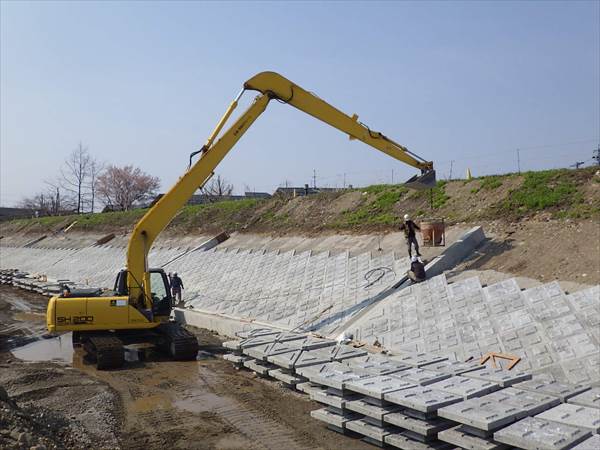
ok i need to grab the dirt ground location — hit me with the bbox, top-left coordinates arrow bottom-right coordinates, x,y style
459,219 -> 600,286
0,286 -> 372,450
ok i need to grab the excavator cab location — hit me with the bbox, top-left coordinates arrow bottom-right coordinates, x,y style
113,268 -> 172,317
404,169 -> 437,190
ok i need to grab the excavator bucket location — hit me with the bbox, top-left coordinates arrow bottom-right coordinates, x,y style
404,170 -> 437,190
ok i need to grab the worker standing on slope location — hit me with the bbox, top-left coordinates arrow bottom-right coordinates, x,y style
170,272 -> 184,306
399,214 -> 421,258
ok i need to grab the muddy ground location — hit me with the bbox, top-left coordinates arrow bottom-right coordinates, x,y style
0,286 -> 371,450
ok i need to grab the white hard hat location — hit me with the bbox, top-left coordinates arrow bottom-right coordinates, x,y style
404,214 -> 410,221
411,255 -> 418,262
173,271 -> 178,275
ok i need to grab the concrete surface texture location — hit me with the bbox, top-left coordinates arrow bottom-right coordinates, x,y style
345,274 -> 600,386
222,329 -> 600,450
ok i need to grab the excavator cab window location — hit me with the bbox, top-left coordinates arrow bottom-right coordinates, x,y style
149,269 -> 172,316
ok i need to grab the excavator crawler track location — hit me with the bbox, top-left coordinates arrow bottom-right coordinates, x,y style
84,335 -> 125,370
158,323 -> 199,361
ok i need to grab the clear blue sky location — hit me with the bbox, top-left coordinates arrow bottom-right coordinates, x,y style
1,1 -> 599,206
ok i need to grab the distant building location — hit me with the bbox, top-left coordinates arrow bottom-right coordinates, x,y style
0,207 -> 36,221
274,184 -> 341,197
144,191 -> 272,208
244,191 -> 271,199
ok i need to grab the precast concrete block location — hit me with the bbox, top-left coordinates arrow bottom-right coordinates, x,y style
570,434 -> 600,450
536,403 -> 600,433
268,368 -> 304,386
389,352 -> 447,368
295,335 -> 337,350
393,367 -> 452,386
513,379 -> 590,402
438,425 -> 509,450
243,343 -> 273,360
239,334 -> 281,349
296,382 -> 328,396
345,419 -> 392,442
421,358 -> 485,376
310,389 -> 360,409
303,361 -> 369,390
344,354 -> 412,376
267,348 -> 303,369
222,340 -> 242,351
384,412 -> 453,437
567,286 -> 600,311
222,354 -> 249,365
427,376 -> 501,400
310,407 -> 361,429
493,416 -> 591,450
293,348 -> 336,368
384,432 -> 451,450
560,353 -> 600,385
344,399 -> 403,421
437,396 -> 523,431
345,375 -> 417,399
463,367 -> 532,387
383,385 -> 463,413
567,387 -> 600,409
484,387 -> 560,416
243,359 -> 274,376
331,344 -> 368,361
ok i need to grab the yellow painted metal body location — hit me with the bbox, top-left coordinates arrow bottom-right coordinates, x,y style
46,295 -> 157,332
47,71 -> 435,334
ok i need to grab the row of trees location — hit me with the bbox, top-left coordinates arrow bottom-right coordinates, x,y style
20,144 -> 160,215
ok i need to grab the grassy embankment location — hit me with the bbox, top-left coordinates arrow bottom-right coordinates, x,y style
2,167 -> 598,236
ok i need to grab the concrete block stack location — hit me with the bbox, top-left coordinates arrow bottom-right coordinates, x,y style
222,329 -> 600,449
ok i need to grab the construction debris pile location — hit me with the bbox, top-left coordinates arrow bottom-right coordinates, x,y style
222,328 -> 600,450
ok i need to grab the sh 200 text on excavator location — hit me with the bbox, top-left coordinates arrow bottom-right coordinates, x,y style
46,71 -> 436,369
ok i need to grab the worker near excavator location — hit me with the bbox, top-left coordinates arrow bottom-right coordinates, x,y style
170,272 -> 184,306
399,214 -> 421,258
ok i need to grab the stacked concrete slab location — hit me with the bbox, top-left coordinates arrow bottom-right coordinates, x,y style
222,329 -> 600,449
344,274 -> 600,386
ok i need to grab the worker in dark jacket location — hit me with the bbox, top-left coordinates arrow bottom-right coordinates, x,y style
399,214 -> 421,258
408,256 -> 426,283
170,272 -> 184,306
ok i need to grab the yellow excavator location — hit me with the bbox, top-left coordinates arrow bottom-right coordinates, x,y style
46,71 -> 435,369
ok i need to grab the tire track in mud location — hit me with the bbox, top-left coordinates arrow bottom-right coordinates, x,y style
176,365 -> 314,450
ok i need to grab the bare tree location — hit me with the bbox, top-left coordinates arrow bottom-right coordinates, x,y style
86,159 -> 105,213
19,182 -> 70,217
97,165 -> 160,211
60,143 -> 91,214
19,193 -> 51,216
200,174 -> 233,202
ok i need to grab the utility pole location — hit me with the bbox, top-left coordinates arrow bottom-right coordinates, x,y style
594,145 -> 600,166
312,169 -> 317,189
570,161 -> 585,169
343,173 -> 346,189
391,169 -> 394,185
449,160 -> 454,180
516,148 -> 521,174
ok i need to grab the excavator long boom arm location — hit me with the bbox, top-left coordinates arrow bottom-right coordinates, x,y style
126,72 -> 434,306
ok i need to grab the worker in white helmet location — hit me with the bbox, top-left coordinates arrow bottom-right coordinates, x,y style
399,213 -> 421,258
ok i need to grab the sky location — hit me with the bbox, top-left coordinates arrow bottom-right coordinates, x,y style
1,1 -> 599,206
